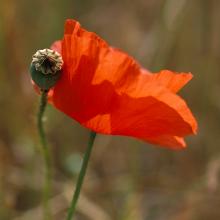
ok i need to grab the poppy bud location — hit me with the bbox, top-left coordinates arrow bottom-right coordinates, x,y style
30,49 -> 64,90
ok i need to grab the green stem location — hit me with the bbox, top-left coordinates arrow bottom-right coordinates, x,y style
66,131 -> 97,220
37,90 -> 52,220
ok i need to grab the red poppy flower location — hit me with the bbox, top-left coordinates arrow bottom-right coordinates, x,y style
36,19 -> 198,149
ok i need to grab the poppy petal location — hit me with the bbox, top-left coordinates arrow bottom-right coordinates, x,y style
83,111 -> 187,149
145,70 -> 193,93
55,20 -> 192,96
143,135 -> 186,150
48,19 -> 197,149
109,85 -> 197,137
75,84 -> 197,139
78,85 -> 196,149
89,45 -> 192,96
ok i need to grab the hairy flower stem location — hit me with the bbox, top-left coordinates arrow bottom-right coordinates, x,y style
37,90 -> 52,220
66,131 -> 97,220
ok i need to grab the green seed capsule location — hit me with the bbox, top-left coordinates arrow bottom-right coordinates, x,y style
30,49 -> 64,90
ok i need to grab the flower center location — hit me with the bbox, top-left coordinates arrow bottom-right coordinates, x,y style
32,49 -> 63,75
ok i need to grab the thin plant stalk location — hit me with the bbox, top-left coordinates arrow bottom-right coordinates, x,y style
37,90 -> 52,220
66,131 -> 96,220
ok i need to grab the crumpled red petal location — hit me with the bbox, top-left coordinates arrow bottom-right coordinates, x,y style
48,19 -> 197,149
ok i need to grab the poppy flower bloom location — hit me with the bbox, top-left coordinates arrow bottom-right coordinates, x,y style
32,19 -> 197,150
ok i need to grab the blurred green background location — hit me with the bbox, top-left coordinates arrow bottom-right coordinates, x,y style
1,0 -> 220,219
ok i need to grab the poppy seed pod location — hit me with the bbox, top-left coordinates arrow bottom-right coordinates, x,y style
30,49 -> 63,90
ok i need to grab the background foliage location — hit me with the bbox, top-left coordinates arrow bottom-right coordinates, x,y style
1,0 -> 220,219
